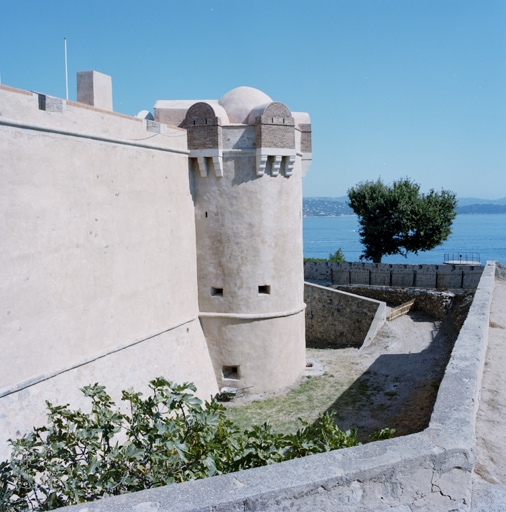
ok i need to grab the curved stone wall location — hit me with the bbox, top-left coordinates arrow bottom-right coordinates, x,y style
194,125 -> 306,392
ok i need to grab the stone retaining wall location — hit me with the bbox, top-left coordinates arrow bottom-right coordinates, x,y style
332,285 -> 466,320
305,261 -> 484,290
305,282 -> 386,348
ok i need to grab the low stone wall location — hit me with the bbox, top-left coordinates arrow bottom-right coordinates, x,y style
305,261 -> 484,290
58,262 -> 497,512
332,284 -> 467,320
305,282 -> 386,348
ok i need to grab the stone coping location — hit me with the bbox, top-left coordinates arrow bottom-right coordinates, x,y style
58,262 -> 496,511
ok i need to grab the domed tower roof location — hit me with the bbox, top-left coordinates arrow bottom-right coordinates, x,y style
218,86 -> 272,124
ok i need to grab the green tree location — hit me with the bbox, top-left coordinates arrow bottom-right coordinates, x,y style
304,248 -> 346,263
347,178 -> 457,263
327,248 -> 346,262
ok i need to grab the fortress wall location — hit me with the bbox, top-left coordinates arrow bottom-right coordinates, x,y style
305,260 -> 484,289
304,282 -> 386,349
200,311 -> 306,393
0,319 -> 218,461
193,124 -> 306,392
0,85 -> 219,456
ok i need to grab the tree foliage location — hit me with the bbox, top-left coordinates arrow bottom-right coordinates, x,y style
0,378 -> 364,511
304,248 -> 346,263
347,177 -> 457,263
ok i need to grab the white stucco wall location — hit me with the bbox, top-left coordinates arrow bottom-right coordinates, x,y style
193,125 -> 306,392
0,85 -> 219,457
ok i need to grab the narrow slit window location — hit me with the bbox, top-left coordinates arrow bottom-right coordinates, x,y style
38,94 -> 46,111
205,212 -> 208,218
222,366 -> 239,380
211,287 -> 223,297
258,285 -> 271,295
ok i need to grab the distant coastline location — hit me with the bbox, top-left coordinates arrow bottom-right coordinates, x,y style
303,197 -> 506,217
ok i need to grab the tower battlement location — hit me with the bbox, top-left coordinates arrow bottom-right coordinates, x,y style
157,86 -> 313,392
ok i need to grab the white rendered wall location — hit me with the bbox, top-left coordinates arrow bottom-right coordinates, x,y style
194,125 -> 306,393
0,85 -> 218,456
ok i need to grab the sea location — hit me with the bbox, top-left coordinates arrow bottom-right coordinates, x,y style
303,214 -> 506,266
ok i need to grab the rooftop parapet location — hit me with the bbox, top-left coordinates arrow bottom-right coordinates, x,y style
157,86 -> 312,178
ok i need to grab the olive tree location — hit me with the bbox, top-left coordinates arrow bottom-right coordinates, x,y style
347,177 -> 457,263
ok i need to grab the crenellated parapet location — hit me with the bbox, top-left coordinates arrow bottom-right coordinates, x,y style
155,86 -> 312,180
254,101 -> 296,176
184,102 -> 223,177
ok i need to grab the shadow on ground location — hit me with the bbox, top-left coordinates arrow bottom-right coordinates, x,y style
324,312 -> 456,443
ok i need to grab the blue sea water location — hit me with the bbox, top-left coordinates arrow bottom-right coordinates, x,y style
303,214 -> 506,265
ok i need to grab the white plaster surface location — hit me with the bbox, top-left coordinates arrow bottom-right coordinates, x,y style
0,320 -> 218,461
194,126 -> 306,392
0,85 -> 217,408
0,81 -> 312,463
218,86 -> 272,124
56,263 -> 499,512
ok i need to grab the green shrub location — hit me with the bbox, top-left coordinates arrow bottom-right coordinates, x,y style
1,378 -> 361,511
304,248 -> 346,263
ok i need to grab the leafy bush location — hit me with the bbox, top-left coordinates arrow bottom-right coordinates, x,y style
304,248 -> 346,263
0,378 -> 361,511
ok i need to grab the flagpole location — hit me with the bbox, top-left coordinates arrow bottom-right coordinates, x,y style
64,38 -> 68,100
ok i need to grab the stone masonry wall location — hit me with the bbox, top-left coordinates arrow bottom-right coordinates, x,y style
255,102 -> 295,149
305,282 -> 386,348
58,262 -> 498,512
185,102 -> 222,150
299,123 -> 312,153
0,85 -> 220,458
332,285 -> 461,320
305,261 -> 484,290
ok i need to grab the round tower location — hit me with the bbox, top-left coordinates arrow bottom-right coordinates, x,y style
184,87 -> 312,394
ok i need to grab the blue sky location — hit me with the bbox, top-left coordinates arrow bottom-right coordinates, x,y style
1,0 -> 505,199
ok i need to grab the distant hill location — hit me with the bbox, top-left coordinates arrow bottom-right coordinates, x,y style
303,196 -> 506,217
457,197 -> 506,206
303,197 -> 353,217
457,204 -> 506,214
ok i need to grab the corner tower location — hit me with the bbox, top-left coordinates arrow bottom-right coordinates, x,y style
156,87 -> 312,394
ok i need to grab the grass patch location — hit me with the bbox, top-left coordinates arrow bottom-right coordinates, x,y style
225,372 -> 353,433
224,348 -> 365,433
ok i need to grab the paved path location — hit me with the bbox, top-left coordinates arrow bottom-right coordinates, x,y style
472,267 -> 506,510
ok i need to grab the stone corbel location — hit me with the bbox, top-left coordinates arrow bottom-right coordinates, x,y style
300,152 -> 313,178
211,156 -> 223,177
189,150 -> 223,178
256,154 -> 269,176
197,157 -> 207,177
285,155 -> 296,176
272,155 -> 282,176
256,149 -> 297,177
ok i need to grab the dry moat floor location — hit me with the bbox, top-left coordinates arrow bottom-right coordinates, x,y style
224,308 -> 456,443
